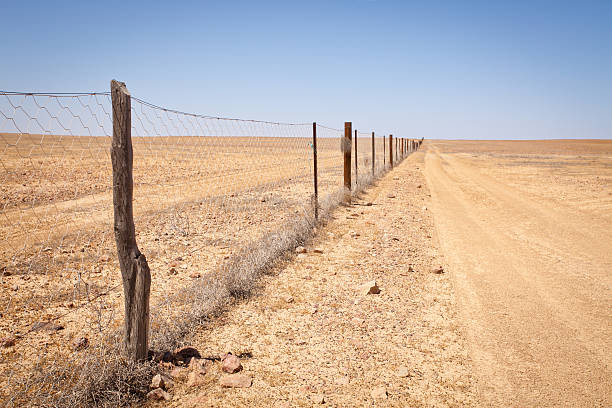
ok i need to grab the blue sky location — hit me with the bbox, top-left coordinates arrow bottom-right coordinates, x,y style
2,0 -> 611,139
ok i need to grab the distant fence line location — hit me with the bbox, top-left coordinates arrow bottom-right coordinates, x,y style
0,80 -> 422,405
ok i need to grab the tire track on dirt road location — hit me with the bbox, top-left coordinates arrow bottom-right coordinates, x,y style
424,144 -> 612,407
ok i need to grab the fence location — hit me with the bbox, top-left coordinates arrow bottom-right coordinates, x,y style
0,81 -> 421,406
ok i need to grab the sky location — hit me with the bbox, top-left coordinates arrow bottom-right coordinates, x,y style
1,0 -> 611,139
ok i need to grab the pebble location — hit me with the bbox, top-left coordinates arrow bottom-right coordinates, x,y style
221,353 -> 243,373
219,374 -> 252,388
147,388 -> 171,401
359,280 -> 380,295
371,386 -> 388,399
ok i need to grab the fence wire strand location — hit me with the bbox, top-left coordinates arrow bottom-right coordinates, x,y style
0,90 -> 414,406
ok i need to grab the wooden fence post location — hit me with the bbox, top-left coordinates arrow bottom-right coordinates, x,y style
313,122 -> 318,220
371,131 -> 375,177
389,134 -> 393,168
344,122 -> 352,201
383,135 -> 386,168
354,129 -> 358,187
111,79 -> 151,362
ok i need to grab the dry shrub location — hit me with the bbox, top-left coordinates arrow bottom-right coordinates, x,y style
4,176 -> 375,407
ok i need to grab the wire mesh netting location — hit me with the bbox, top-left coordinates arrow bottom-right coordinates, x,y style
0,90 -> 413,406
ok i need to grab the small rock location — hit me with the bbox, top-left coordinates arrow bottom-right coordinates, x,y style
1,336 -> 16,348
98,255 -> 111,263
422,206 -> 427,211
432,267 -> 444,274
387,194 -> 396,199
397,366 -> 410,377
147,388 -> 171,401
219,374 -> 252,388
169,367 -> 188,381
186,370 -> 207,387
365,202 -> 373,206
393,177 -> 399,180
31,321 -> 64,332
150,374 -> 164,389
285,296 -> 294,303
408,265 -> 414,272
312,249 -> 323,254
189,272 -> 201,279
295,246 -> 307,254
260,196 -> 267,203
168,267 -> 178,275
297,254 -> 307,260
189,357 -> 210,376
371,386 -> 388,399
72,337 -> 89,351
221,353 -> 243,373
359,280 -> 380,295
417,184 -> 422,188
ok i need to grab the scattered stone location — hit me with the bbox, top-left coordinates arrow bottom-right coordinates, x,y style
189,357 -> 210,375
387,194 -> 396,199
260,196 -> 267,203
295,246 -> 307,254
1,336 -> 16,348
365,202 -> 373,206
393,177 -> 399,180
417,184 -> 422,188
312,249 -> 323,254
31,321 -> 64,332
397,366 -> 410,377
147,388 -> 171,401
359,280 -> 380,295
151,374 -> 164,389
168,267 -> 178,275
285,296 -> 294,303
221,353 -> 243,373
189,272 -> 201,279
408,265 -> 414,272
72,337 -> 89,351
432,266 -> 444,274
98,254 -> 111,263
186,370 -> 207,387
297,254 -> 307,260
371,386 -> 388,399
219,374 -> 252,388
169,367 -> 188,381
422,206 -> 427,211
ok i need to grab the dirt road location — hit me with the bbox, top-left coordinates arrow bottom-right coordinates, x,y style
424,142 -> 612,407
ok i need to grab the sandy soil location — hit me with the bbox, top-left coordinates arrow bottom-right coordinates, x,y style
425,140 -> 612,407
162,152 -> 478,407
0,133 -> 387,400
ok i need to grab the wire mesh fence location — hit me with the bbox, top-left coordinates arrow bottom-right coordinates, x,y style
0,87 -> 418,406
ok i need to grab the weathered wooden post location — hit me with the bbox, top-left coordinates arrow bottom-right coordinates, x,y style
354,129 -> 358,187
383,135 -> 386,168
313,122 -> 318,220
371,131 -> 375,177
111,79 -> 151,362
343,122 -> 352,202
389,134 -> 393,168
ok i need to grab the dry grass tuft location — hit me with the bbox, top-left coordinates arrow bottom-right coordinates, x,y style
5,174 -> 379,407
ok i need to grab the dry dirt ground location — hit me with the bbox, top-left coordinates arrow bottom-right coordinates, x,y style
425,140 -> 612,407
162,152 -> 479,407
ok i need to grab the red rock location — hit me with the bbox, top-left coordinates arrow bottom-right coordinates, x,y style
359,280 -> 380,295
219,374 -> 252,388
147,388 -> 171,401
221,353 -> 243,373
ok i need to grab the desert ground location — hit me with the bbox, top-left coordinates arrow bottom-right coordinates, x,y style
0,132 -> 387,403
1,137 -> 610,406
158,139 -> 611,407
